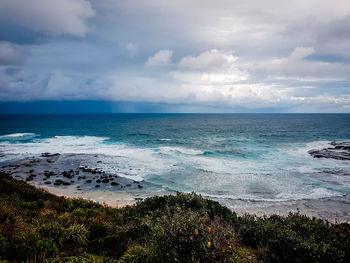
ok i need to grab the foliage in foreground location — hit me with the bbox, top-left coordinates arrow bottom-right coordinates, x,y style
0,171 -> 349,262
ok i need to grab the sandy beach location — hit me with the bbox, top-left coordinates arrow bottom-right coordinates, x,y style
37,184 -> 135,208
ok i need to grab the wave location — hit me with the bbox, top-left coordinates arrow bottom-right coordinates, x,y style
158,146 -> 203,155
0,135 -> 349,201
0,133 -> 37,139
200,187 -> 342,202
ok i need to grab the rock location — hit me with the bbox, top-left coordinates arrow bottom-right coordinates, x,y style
95,185 -> 100,188
137,185 -> 143,188
111,182 -> 119,186
126,184 -> 131,187
78,176 -> 86,180
29,169 -> 34,173
85,179 -> 92,183
26,176 -> 33,181
53,179 -> 69,186
82,167 -> 103,174
44,181 -> 51,184
96,179 -> 101,183
97,160 -> 102,163
41,153 -> 60,157
62,171 -> 74,179
54,180 -> 62,186
102,178 -> 109,183
24,164 -> 31,167
308,142 -> 350,161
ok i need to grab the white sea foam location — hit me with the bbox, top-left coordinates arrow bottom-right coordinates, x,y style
0,136 -> 348,201
0,133 -> 37,139
200,186 -> 342,202
158,146 -> 203,155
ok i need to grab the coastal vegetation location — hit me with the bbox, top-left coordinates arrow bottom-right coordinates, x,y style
0,171 -> 349,263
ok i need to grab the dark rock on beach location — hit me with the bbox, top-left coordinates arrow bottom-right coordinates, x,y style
0,153 -> 145,193
41,153 -> 60,157
54,179 -> 70,186
308,142 -> 350,161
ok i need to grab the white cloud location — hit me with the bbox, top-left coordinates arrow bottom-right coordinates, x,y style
243,47 -> 350,82
288,47 -> 315,61
0,0 -> 95,36
178,49 -> 236,70
281,47 -> 350,79
145,49 -> 173,67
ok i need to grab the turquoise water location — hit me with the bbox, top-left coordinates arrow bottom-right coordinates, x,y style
1,114 -> 349,201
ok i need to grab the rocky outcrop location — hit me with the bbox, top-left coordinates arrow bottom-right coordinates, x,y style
308,142 -> 350,161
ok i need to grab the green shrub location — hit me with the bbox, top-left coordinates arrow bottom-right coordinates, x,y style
64,224 -> 89,247
38,222 -> 65,245
72,208 -> 102,218
20,201 -> 41,210
118,246 -> 155,263
0,233 -> 7,258
238,213 -> 350,262
48,253 -> 118,263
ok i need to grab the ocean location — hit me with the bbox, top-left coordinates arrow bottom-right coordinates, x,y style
1,113 -> 350,206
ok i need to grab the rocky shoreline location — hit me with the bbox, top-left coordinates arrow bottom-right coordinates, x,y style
1,147 -> 350,222
308,141 -> 350,161
0,152 -> 145,206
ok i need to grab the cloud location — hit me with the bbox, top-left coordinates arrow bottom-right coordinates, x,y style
125,42 -> 139,57
0,0 -> 95,36
0,42 -> 27,65
1,0 -> 350,112
281,47 -> 350,79
145,49 -> 173,67
178,49 -> 237,70
288,47 -> 314,61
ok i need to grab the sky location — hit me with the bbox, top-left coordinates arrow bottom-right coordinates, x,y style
0,0 -> 350,113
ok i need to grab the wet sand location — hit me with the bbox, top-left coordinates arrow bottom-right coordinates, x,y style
37,184 -> 135,208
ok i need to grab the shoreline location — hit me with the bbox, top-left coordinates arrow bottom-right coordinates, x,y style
1,153 -> 350,223
36,184 -> 135,208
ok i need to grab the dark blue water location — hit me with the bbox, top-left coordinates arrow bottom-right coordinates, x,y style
1,114 -> 349,201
